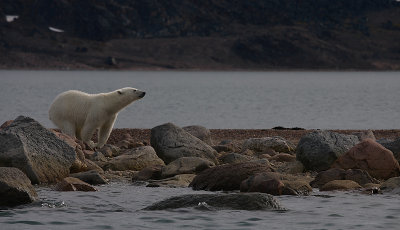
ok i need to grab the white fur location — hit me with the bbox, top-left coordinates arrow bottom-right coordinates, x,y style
49,87 -> 145,149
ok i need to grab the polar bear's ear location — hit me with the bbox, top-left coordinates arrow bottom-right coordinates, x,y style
117,90 -> 123,95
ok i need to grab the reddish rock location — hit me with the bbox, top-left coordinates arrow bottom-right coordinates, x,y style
55,177 -> 97,192
132,165 -> 164,181
240,173 -> 284,195
332,139 -> 400,180
269,153 -> 296,162
0,120 -> 13,129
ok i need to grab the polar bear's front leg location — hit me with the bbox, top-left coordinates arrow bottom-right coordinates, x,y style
81,123 -> 97,149
97,115 -> 117,149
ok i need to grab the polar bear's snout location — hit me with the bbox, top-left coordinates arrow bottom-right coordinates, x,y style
139,92 -> 146,98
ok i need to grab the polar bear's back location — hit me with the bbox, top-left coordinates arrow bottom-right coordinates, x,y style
49,90 -> 94,127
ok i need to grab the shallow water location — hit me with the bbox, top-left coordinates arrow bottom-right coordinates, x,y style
0,183 -> 399,230
0,71 -> 399,129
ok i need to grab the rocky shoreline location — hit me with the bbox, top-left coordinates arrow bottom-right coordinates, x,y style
1,116 -> 400,210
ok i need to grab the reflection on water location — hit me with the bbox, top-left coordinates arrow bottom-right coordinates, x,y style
0,71 -> 399,129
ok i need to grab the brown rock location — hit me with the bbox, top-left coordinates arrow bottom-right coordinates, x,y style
0,120 -> 13,129
332,139 -> 400,179
310,168 -> 346,188
320,180 -> 362,191
240,173 -> 284,195
190,160 -> 273,191
132,165 -> 163,181
55,177 -> 97,192
269,153 -> 296,162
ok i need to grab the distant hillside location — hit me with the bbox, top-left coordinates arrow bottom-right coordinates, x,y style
1,0 -> 400,70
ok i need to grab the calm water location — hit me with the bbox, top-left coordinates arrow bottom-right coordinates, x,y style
0,184 -> 399,230
0,70 -> 399,129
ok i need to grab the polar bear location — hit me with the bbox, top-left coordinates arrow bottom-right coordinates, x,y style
49,87 -> 145,149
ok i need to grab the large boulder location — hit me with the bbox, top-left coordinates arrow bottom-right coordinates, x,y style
0,167 -> 38,207
243,136 -> 295,153
182,125 -> 213,146
190,160 -> 273,191
332,139 -> 400,180
103,146 -> 165,171
151,123 -> 217,164
296,130 -> 359,172
143,193 -> 284,211
0,116 -> 76,184
161,157 -> 215,178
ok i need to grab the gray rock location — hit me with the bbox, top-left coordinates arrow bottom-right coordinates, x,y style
0,167 -> 38,207
352,130 -> 376,141
380,177 -> 400,194
296,130 -> 359,172
161,157 -> 215,178
147,174 -> 196,188
89,152 -> 107,162
243,136 -> 295,153
183,125 -> 213,146
99,144 -> 121,157
0,116 -> 76,184
190,160 -> 273,191
151,123 -> 217,164
143,193 -> 284,211
103,146 -> 165,171
70,170 -> 107,185
380,138 -> 400,163
218,153 -> 254,164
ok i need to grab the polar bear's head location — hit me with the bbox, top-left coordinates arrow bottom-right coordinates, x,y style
116,87 -> 146,101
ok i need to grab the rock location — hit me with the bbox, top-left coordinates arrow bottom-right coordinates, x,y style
277,161 -> 305,174
70,170 -> 107,185
243,136 -> 295,153
218,153 -> 255,164
161,157 -> 215,178
143,193 -> 284,211
380,138 -> 400,163
150,123 -> 217,164
103,146 -> 165,171
84,159 -> 104,173
352,130 -> 376,141
269,153 -> 296,162
212,145 -> 234,153
89,152 -> 107,162
0,116 -> 76,184
98,144 -> 121,157
182,125 -> 213,146
55,177 -> 97,192
240,172 -> 312,196
147,174 -> 196,188
0,167 -> 38,207
132,165 -> 163,181
311,168 -> 379,188
320,180 -> 362,191
296,130 -> 359,172
240,174 -> 284,195
190,160 -> 273,191
380,177 -> 400,192
0,120 -> 13,129
332,139 -> 400,180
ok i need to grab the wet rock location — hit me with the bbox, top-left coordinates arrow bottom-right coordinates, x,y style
147,174 -> 196,188
70,170 -> 107,185
282,180 -> 313,196
143,193 -> 284,211
182,125 -> 213,146
55,177 -> 97,192
0,167 -> 38,207
103,146 -> 165,171
190,160 -> 273,191
320,180 -> 362,191
311,168 -> 379,188
151,123 -> 217,164
352,130 -> 376,141
0,116 -> 76,184
332,139 -> 400,180
132,165 -> 164,181
161,157 -> 215,178
218,152 -> 255,164
243,136 -> 295,153
296,130 -> 359,172
380,177 -> 400,193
